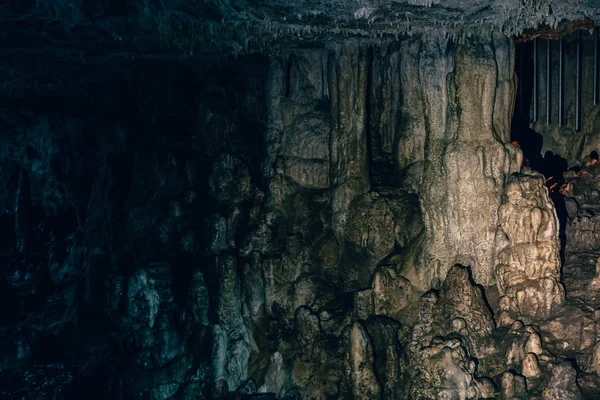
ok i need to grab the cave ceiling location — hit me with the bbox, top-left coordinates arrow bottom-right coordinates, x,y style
1,0 -> 599,58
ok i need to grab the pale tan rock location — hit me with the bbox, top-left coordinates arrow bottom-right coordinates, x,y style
452,317 -> 468,333
506,340 -> 525,369
435,265 -> 496,357
372,267 -> 413,318
476,377 -> 496,399
525,332 -> 543,356
592,342 -> 600,377
589,258 -> 600,290
500,372 -> 516,399
346,323 -> 381,400
497,296 -> 516,328
510,320 -> 525,332
495,172 -> 565,321
410,344 -> 480,399
441,267 -> 494,328
396,33 -> 519,288
522,352 -> 541,379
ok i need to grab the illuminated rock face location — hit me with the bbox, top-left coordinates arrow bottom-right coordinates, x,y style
496,171 -> 565,321
342,33 -> 524,295
400,33 -> 521,288
346,323 -> 382,400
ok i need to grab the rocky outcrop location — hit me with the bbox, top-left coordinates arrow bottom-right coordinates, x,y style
396,33 -> 521,288
541,362 -> 583,400
328,42 -> 370,233
495,171 -> 564,322
408,338 -> 481,400
435,265 -> 496,358
405,280 -> 489,399
278,50 -> 331,190
372,267 -> 415,321
346,323 -> 382,400
500,371 -> 528,399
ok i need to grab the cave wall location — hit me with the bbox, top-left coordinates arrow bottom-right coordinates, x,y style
206,31 -> 526,398
9,26 -> 600,400
395,32 -> 522,288
0,53 -> 271,398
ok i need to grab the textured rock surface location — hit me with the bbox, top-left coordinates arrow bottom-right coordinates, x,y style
408,338 -> 481,400
10,0 -> 588,53
397,32 -> 521,287
542,362 -> 583,400
328,42 -> 370,233
5,9 -> 600,399
346,323 -> 382,400
496,171 -> 564,321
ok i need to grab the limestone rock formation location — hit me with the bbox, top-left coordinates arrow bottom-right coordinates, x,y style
397,33 -> 521,288
279,50 -> 331,190
522,352 -> 541,379
346,323 -> 382,400
363,317 -> 405,400
500,371 -> 528,399
401,267 -> 498,398
495,171 -> 565,321
4,3 -> 600,397
435,265 -> 496,358
288,307 -> 341,399
372,267 -> 414,320
541,362 -> 582,400
408,338 -> 481,400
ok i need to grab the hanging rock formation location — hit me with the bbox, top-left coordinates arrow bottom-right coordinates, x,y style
396,32 -> 522,289
328,42 -> 370,234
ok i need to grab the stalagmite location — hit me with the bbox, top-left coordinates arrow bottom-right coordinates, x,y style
395,32 -> 521,288
496,172 -> 564,321
346,323 -> 381,400
522,352 -> 541,379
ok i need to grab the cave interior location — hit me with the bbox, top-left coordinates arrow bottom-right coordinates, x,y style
2,1 -> 600,399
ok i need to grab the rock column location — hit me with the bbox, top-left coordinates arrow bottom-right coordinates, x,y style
397,32 -> 521,288
328,41 -> 370,233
